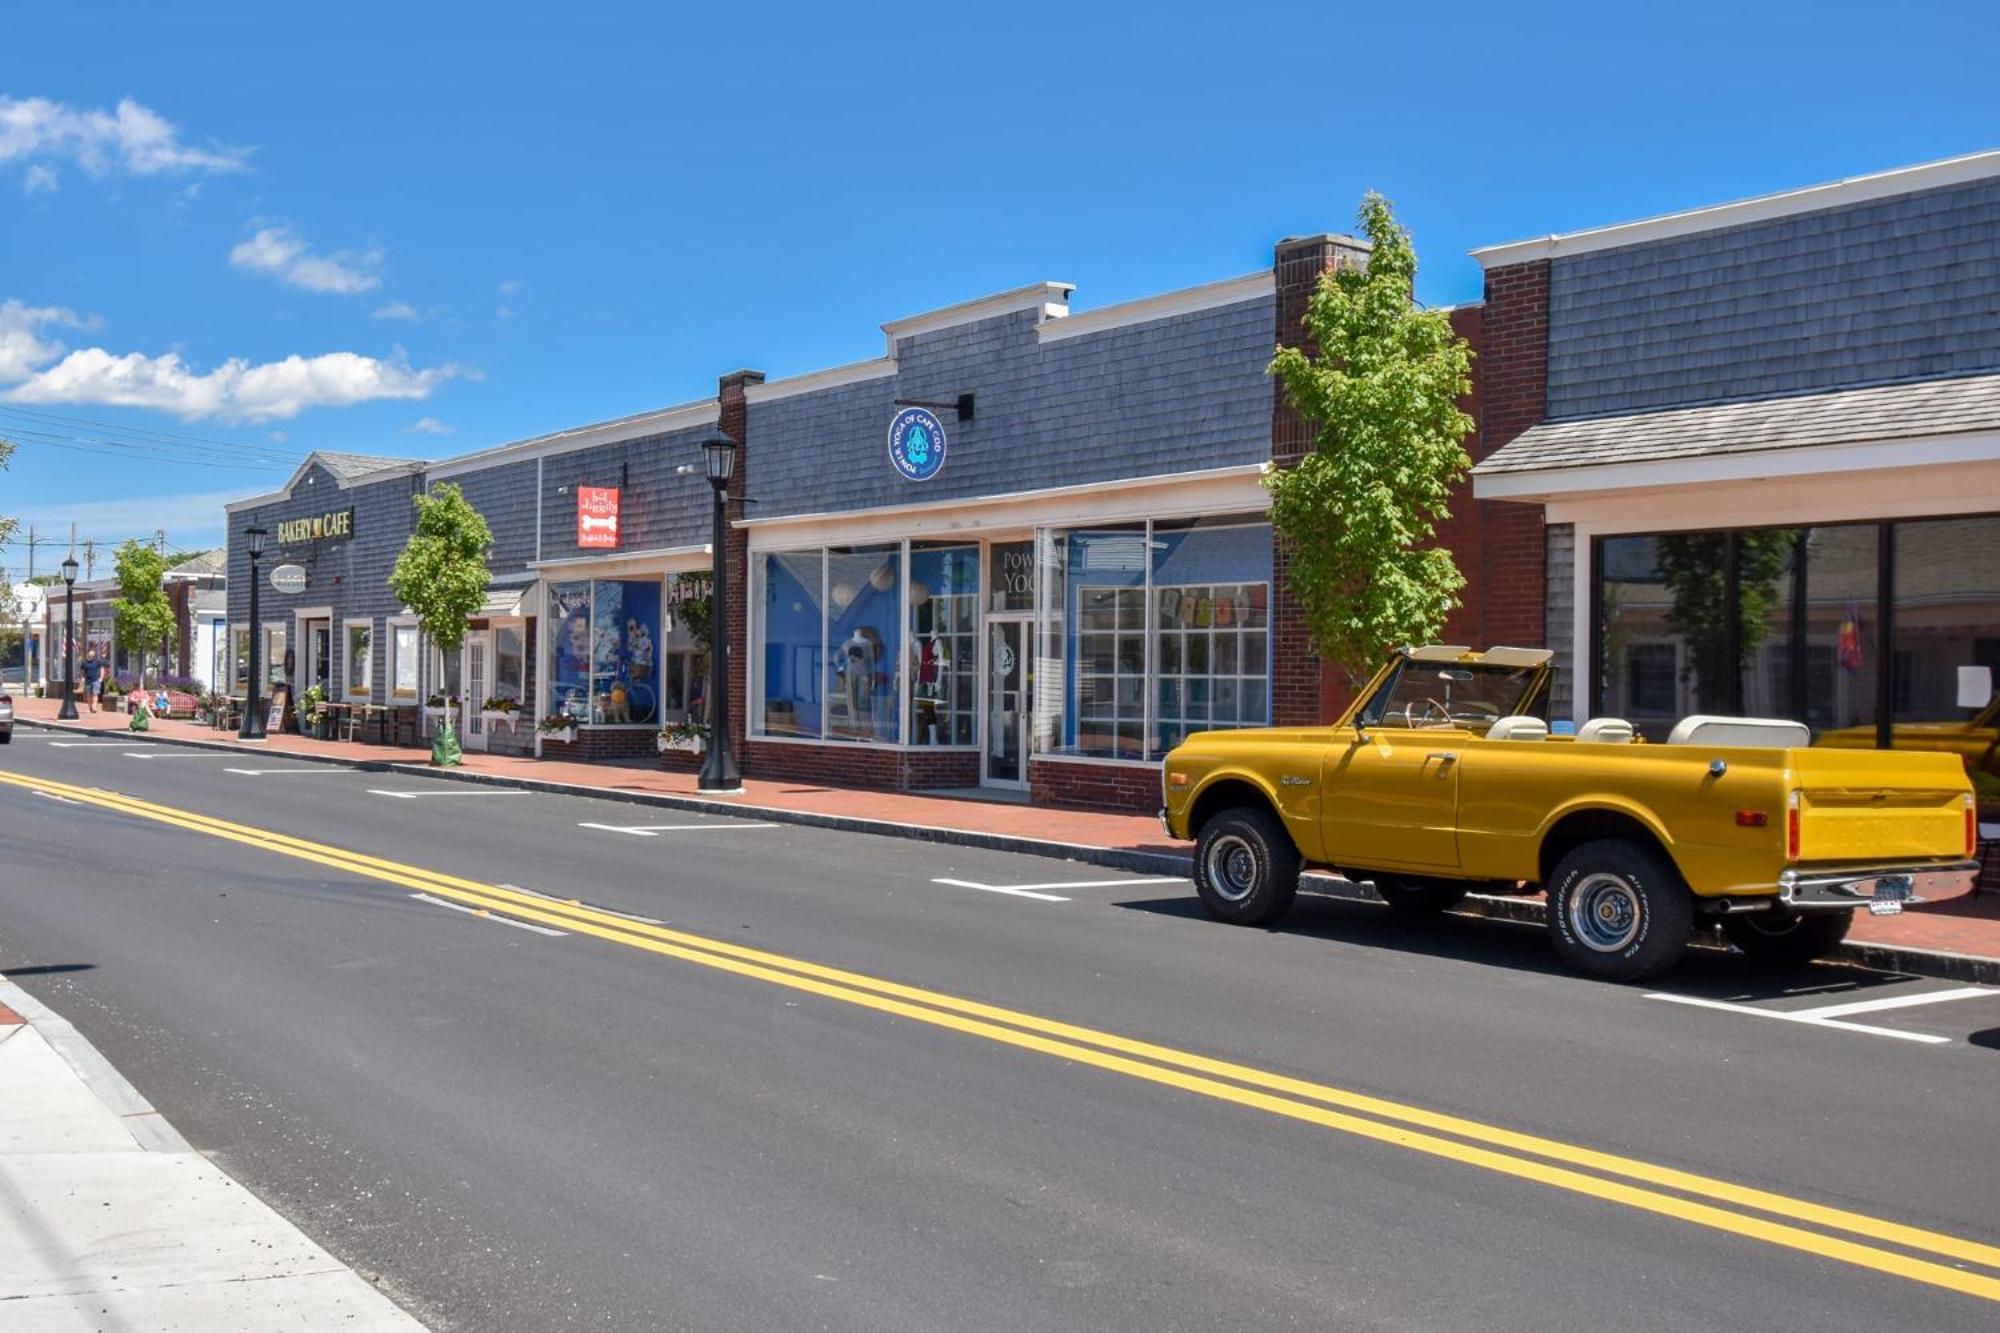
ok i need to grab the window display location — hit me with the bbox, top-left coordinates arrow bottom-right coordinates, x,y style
546,579 -> 663,725
911,544 -> 978,746
758,551 -> 825,737
825,546 -> 901,742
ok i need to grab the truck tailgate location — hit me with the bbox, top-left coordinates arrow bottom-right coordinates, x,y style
1790,749 -> 1970,862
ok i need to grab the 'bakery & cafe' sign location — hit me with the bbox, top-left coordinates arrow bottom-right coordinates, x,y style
277,508 -> 355,546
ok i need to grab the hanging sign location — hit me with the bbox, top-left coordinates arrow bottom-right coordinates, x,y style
887,406 -> 947,482
577,486 -> 621,549
270,564 -> 308,594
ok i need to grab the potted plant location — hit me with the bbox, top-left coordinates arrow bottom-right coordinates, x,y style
299,683 -> 330,738
539,711 -> 578,745
480,695 -> 522,735
657,720 -> 708,755
423,692 -> 459,724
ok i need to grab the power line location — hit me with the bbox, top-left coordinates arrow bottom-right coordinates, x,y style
0,404 -> 297,459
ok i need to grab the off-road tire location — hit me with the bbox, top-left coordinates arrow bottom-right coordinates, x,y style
1193,806 -> 1301,927
1545,838 -> 1693,981
1722,909 -> 1852,967
1374,876 -> 1468,914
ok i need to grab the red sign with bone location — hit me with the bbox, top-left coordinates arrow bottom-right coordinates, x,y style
576,486 -> 621,549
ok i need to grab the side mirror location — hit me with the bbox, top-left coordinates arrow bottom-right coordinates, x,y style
1959,665 -> 1994,711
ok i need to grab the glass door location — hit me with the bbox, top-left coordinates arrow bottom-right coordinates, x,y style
463,630 -> 491,751
307,621 -> 331,693
984,617 -> 1031,787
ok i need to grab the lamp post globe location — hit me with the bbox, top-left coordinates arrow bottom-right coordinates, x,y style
56,554 -> 79,720
239,527 -> 267,740
697,436 -> 741,792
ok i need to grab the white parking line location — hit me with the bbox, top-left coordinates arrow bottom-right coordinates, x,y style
1641,990 -> 1997,1045
369,788 -> 527,799
46,742 -> 137,748
408,892 -> 566,936
125,751 -> 234,759
930,878 -> 1072,902
226,767 -> 347,776
577,821 -> 779,836
29,789 -> 83,805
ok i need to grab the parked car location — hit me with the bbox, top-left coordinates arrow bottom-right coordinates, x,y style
1161,645 -> 1979,981
0,689 -> 13,744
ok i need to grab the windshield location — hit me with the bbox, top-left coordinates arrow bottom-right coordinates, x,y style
1357,659 -> 1544,733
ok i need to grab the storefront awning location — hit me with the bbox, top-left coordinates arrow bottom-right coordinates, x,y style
1474,371 -> 2000,497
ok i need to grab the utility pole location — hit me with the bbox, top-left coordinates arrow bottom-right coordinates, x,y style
83,537 -> 96,582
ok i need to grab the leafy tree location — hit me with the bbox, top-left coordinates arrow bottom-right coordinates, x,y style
1265,193 -> 1475,683
111,538 -> 175,685
0,438 -> 15,551
389,483 -> 493,763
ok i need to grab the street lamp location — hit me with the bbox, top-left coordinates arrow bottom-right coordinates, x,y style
697,435 -> 741,791
239,527 -> 267,740
56,553 -> 79,720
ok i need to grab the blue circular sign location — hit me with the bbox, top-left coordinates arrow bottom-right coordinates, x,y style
887,406 -> 947,482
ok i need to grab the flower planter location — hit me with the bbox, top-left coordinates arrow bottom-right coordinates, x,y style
657,735 -> 705,755
481,709 -> 522,736
542,726 -> 577,746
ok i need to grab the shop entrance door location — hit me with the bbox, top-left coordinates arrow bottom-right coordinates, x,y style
983,617 -> 1031,788
463,630 -> 491,752
306,620 -> 331,694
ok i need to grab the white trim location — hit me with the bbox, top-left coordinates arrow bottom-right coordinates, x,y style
529,543 -> 712,578
385,615 -> 422,702
228,454 -> 422,512
744,357 -> 897,404
225,490 -> 291,514
1037,272 -> 1274,343
1472,147 -> 2000,267
1473,429 -> 2000,502
341,616 -> 375,702
1028,751 -> 1158,771
424,399 -> 720,480
880,281 -> 1073,355
742,465 -> 1270,549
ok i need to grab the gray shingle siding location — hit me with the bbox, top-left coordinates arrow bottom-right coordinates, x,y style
450,461 -> 539,576
536,425 -> 714,564
1547,176 -> 2000,419
749,295 -> 1276,519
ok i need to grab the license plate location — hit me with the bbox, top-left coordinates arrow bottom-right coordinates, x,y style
1867,876 -> 1913,916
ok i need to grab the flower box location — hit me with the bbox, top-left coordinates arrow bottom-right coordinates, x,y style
658,734 -> 704,755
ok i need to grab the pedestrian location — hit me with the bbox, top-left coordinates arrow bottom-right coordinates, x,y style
80,648 -> 105,714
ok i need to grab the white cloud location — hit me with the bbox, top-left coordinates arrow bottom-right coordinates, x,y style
230,226 -> 381,295
0,299 -> 85,381
0,95 -> 246,178
371,301 -> 419,321
267,430 -> 287,444
23,162 -> 57,193
6,345 -> 458,423
405,415 -> 453,435
498,279 -> 521,295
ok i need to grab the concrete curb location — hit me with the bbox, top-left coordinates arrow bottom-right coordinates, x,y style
21,717 -> 1999,984
0,976 -> 192,1153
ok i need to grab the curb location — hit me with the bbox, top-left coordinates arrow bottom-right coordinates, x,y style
21,717 -> 1999,984
0,976 -> 192,1152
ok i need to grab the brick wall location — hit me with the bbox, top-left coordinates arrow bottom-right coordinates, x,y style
719,371 -> 760,783
1471,260 -> 1550,651
1029,758 -> 1159,813
541,726 -> 657,761
744,740 -> 980,791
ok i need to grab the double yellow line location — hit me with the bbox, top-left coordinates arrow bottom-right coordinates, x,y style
6,765 -> 1999,1305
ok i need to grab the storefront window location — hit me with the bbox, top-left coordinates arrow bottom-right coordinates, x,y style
1746,525 -> 1878,734
1152,518 -> 1271,756
911,543 -> 978,746
390,623 -> 420,699
1893,516 -> 2000,725
547,581 -> 592,719
825,545 -> 901,743
344,621 -> 371,699
542,579 -> 662,725
757,551 -> 825,738
494,625 -> 525,706
987,541 -> 1034,612
266,625 -> 287,689
231,626 -> 249,692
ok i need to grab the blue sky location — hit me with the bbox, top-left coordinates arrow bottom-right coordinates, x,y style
2,1 -> 1996,561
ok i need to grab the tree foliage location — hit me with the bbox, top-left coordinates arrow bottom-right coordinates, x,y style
1265,193 -> 1475,683
0,437 -> 16,551
111,539 -> 175,682
389,483 -> 493,657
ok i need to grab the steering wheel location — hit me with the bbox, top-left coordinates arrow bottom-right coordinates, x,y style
1403,697 -> 1454,729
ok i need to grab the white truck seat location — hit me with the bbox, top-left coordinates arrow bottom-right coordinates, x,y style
1486,715 -> 1550,742
1576,717 -> 1635,744
1664,715 -> 1810,749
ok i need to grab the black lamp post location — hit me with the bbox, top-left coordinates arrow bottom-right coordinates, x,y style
57,553 -> 79,720
239,527 -> 268,740
697,435 -> 741,791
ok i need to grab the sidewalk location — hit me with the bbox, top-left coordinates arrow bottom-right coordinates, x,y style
0,977 -> 423,1330
12,695 -> 1999,981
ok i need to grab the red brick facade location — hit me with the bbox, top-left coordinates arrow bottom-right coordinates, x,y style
1465,261 -> 1549,649
715,370 -> 760,783
1029,757 -> 1161,813
743,739 -> 980,792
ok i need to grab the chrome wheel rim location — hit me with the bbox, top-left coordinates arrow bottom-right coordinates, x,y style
1205,834 -> 1259,904
1569,872 -> 1642,952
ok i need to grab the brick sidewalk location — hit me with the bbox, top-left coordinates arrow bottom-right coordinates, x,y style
11,694 -> 1996,971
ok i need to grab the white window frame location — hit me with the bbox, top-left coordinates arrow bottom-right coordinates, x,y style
228,623 -> 250,694
342,617 -> 374,701
386,616 -> 421,702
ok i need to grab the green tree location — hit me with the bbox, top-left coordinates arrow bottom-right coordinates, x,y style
112,538 -> 175,686
388,483 -> 493,764
0,438 -> 15,551
1265,193 -> 1475,684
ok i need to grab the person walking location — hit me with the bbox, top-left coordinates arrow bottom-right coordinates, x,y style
80,647 -> 105,714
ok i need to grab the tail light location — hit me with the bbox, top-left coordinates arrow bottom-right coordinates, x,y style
1787,790 -> 1802,861
1969,795 -> 1980,859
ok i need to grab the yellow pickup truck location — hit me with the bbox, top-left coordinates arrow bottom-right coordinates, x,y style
1161,646 -> 1979,980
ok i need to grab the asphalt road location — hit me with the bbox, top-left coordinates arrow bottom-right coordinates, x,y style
3,729 -> 1999,1331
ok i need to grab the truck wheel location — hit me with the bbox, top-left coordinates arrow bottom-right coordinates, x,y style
1375,877 -> 1468,914
1193,807 -> 1300,927
1722,909 -> 1852,966
1545,839 -> 1692,981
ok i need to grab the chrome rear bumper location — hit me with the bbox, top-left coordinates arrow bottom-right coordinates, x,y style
1777,861 -> 1979,911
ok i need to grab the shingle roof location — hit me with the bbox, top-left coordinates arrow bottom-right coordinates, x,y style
1474,371 -> 2000,476
314,451 -> 420,481
166,548 -> 226,578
